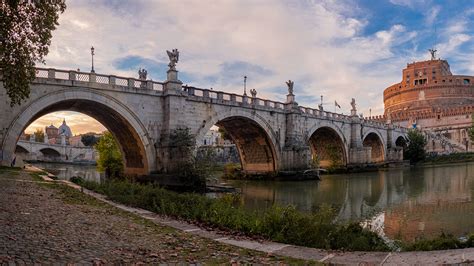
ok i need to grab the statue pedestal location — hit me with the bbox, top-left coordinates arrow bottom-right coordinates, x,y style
286,94 -> 295,103
167,69 -> 179,82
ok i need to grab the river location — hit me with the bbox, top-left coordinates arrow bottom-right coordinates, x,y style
32,161 -> 474,241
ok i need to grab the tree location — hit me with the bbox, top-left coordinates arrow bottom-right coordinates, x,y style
1,1 -> 66,106
95,132 -> 123,179
81,134 -> 100,147
33,128 -> 44,143
404,129 -> 427,164
468,115 -> 474,144
218,127 -> 232,141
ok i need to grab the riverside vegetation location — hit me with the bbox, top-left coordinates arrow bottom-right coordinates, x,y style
72,177 -> 388,252
88,128 -> 474,252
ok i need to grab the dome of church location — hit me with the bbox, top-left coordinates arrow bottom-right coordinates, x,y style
58,119 -> 73,138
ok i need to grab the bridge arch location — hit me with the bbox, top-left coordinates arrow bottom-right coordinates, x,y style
307,123 -> 348,168
15,143 -> 30,154
395,136 -> 407,149
196,109 -> 280,173
362,131 -> 385,163
2,89 -> 155,175
39,148 -> 61,160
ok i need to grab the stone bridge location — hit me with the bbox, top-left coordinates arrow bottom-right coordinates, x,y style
0,56 -> 407,176
15,140 -> 97,163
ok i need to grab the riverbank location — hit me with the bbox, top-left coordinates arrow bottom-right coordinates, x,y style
0,167 -> 304,264
422,152 -> 474,165
20,167 -> 474,264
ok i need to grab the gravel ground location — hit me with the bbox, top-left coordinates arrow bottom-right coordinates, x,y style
0,168 -> 308,264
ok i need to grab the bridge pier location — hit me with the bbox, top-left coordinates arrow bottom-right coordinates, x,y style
1,56 -> 408,178
348,116 -> 371,164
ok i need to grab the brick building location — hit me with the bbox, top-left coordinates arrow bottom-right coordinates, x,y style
380,55 -> 474,152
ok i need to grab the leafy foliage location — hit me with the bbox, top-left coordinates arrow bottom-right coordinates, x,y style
81,133 -> 100,147
218,127 -> 232,140
0,1 -> 66,106
404,129 -> 427,164
468,115 -> 474,143
33,128 -> 44,143
95,132 -> 123,179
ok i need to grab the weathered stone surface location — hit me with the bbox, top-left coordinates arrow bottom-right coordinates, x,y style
0,169 -> 298,264
0,68 -> 407,176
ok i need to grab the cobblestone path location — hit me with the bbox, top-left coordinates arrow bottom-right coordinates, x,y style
0,168 -> 305,264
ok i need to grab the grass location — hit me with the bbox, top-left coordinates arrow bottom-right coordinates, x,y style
423,152 -> 474,164
73,178 -> 389,252
401,233 -> 474,251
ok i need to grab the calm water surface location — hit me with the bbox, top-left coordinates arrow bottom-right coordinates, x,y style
33,161 -> 474,241
31,162 -> 105,183
226,162 -> 474,241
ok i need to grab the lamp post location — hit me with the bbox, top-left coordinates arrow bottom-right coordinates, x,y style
90,46 -> 95,73
243,76 -> 247,96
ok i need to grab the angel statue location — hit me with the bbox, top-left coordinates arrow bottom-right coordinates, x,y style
350,98 -> 356,111
250,88 -> 257,98
138,68 -> 147,80
286,80 -> 294,95
166,49 -> 179,70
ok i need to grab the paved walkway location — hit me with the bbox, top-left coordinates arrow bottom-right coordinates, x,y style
0,168 -> 302,264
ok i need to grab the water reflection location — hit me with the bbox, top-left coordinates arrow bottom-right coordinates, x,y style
227,162 -> 474,241
30,162 -> 104,183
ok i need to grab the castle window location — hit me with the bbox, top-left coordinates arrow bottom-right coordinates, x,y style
437,114 -> 441,120
464,79 -> 470,84
443,80 -> 445,82
415,80 -> 419,85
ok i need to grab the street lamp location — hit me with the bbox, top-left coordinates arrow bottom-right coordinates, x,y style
243,76 -> 247,96
90,46 -> 95,73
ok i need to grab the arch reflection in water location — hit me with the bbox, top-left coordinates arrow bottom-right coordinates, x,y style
227,162 -> 474,241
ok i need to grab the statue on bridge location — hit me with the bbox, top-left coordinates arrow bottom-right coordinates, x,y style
166,49 -> 179,70
138,68 -> 148,80
286,80 -> 294,95
250,88 -> 257,98
350,98 -> 357,116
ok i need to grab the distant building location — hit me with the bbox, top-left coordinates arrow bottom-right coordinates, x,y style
200,129 -> 233,146
58,119 -> 73,138
378,54 -> 474,151
45,124 -> 59,139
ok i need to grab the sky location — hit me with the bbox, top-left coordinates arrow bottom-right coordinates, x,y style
26,0 -> 474,134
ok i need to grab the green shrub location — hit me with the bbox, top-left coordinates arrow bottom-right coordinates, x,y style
79,179 -> 389,251
403,233 -> 463,251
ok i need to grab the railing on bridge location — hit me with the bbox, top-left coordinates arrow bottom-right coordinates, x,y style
32,68 -> 407,130
35,68 -> 165,91
184,86 -> 287,111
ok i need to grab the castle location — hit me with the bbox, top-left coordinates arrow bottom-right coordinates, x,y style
379,52 -> 474,152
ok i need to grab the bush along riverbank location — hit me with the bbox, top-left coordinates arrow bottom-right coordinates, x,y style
422,152 -> 474,165
72,178 -> 388,251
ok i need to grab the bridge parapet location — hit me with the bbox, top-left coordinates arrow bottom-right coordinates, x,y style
184,86 -> 286,112
35,68 -> 165,92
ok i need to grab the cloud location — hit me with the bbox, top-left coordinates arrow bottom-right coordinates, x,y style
425,6 -> 441,25
25,111 -> 106,135
389,0 -> 430,8
34,0 -> 474,123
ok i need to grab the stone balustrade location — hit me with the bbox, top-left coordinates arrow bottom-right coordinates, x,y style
33,67 -> 406,130
35,68 -> 165,91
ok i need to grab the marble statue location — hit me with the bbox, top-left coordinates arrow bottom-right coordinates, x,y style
250,88 -> 257,98
166,49 -> 179,70
286,80 -> 294,95
138,68 -> 148,80
350,98 -> 356,111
